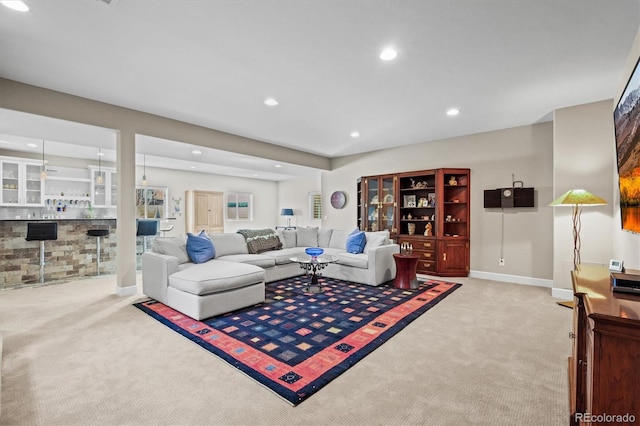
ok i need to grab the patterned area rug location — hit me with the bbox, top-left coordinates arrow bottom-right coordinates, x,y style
134,276 -> 461,405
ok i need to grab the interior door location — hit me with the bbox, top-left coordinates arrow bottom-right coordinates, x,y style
190,190 -> 223,234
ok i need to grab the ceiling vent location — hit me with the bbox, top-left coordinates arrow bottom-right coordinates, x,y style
96,0 -> 119,6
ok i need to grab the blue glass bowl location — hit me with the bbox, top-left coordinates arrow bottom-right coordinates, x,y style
305,247 -> 324,257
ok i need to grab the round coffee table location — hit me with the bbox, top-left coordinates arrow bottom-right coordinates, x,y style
392,253 -> 420,289
290,254 -> 338,293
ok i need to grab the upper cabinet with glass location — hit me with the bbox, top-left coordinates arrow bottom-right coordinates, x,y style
0,156 -> 44,206
89,166 -> 117,207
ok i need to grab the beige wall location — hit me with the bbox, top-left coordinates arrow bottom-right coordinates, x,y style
325,122 -> 555,281
552,101 -> 615,291
277,175 -> 322,228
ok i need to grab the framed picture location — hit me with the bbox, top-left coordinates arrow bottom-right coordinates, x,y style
403,195 -> 416,207
427,193 -> 436,207
227,192 -> 253,220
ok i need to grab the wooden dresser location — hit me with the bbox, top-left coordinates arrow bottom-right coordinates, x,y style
570,265 -> 640,425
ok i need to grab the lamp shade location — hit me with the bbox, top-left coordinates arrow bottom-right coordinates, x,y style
549,189 -> 607,206
281,208 -> 294,216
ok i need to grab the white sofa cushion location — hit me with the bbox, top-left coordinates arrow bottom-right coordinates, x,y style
336,252 -> 368,269
209,233 -> 249,256
297,226 -> 319,247
152,236 -> 190,264
364,231 -> 389,253
215,254 -> 276,269
262,247 -> 305,265
169,260 -> 265,296
276,229 -> 297,248
318,228 -> 333,247
329,229 -> 349,249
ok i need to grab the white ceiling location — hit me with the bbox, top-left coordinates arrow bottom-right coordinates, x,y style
0,0 -> 639,180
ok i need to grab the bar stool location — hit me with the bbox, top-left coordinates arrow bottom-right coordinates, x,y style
136,219 -> 158,254
87,229 -> 110,275
159,223 -> 174,237
25,222 -> 58,283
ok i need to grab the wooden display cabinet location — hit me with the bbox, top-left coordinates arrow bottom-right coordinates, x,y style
360,168 -> 470,277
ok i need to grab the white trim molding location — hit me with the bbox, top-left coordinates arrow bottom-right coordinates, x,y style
115,284 -> 137,297
469,270 -> 553,288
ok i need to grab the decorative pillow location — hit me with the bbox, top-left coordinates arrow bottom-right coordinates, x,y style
297,226 -> 319,247
276,229 -> 297,249
186,230 -> 216,264
318,228 -> 333,247
151,236 -> 190,264
346,230 -> 367,254
237,228 -> 282,254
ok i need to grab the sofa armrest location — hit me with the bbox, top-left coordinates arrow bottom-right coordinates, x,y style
368,243 -> 400,284
142,251 -> 181,304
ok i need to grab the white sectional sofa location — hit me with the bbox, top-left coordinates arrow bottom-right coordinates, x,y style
141,227 -> 399,320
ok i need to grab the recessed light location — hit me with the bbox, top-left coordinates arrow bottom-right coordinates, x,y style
192,149 -> 202,155
446,108 -> 460,116
27,143 -> 37,148
97,151 -> 105,156
274,164 -> 282,168
350,131 -> 360,138
1,1 -> 29,12
190,165 -> 196,169
264,98 -> 279,106
379,47 -> 397,61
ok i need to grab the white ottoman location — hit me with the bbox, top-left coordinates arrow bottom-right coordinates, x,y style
167,260 -> 265,320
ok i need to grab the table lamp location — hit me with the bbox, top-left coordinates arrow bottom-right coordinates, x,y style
281,208 -> 294,227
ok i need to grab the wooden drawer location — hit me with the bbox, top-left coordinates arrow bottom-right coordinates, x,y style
417,259 -> 436,273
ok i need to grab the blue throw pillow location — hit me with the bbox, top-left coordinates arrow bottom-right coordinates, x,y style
345,230 -> 366,254
186,230 -> 216,264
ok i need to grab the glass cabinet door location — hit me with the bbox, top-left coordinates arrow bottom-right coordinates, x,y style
92,168 -> 107,206
109,170 -> 117,206
1,159 -> 43,206
363,175 -> 397,235
366,178 -> 379,231
24,163 -> 43,205
1,160 -> 20,205
379,176 -> 396,233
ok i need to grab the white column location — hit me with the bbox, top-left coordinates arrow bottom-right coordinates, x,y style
116,129 -> 138,295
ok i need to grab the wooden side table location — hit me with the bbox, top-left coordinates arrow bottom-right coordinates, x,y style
392,253 -> 420,289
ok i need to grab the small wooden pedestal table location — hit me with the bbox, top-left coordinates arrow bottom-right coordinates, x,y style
392,253 -> 420,289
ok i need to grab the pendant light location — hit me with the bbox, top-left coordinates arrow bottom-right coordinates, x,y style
96,148 -> 103,184
40,140 -> 47,180
142,154 -> 148,187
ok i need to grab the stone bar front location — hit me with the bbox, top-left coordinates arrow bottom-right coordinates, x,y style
0,219 -> 117,289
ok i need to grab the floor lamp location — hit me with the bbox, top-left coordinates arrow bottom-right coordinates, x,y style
549,189 -> 607,271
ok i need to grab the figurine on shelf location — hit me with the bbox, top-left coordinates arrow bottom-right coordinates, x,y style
424,222 -> 433,236
449,176 -> 457,185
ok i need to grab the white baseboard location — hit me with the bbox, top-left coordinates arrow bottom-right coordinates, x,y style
468,270 -> 573,299
469,270 -> 553,288
551,287 -> 573,300
115,284 -> 137,296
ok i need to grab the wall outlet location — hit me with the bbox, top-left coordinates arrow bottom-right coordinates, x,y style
499,258 -> 505,267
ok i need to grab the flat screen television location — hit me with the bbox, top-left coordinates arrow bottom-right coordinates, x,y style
614,57 -> 640,233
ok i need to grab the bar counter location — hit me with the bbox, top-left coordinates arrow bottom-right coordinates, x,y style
0,219 -> 117,289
